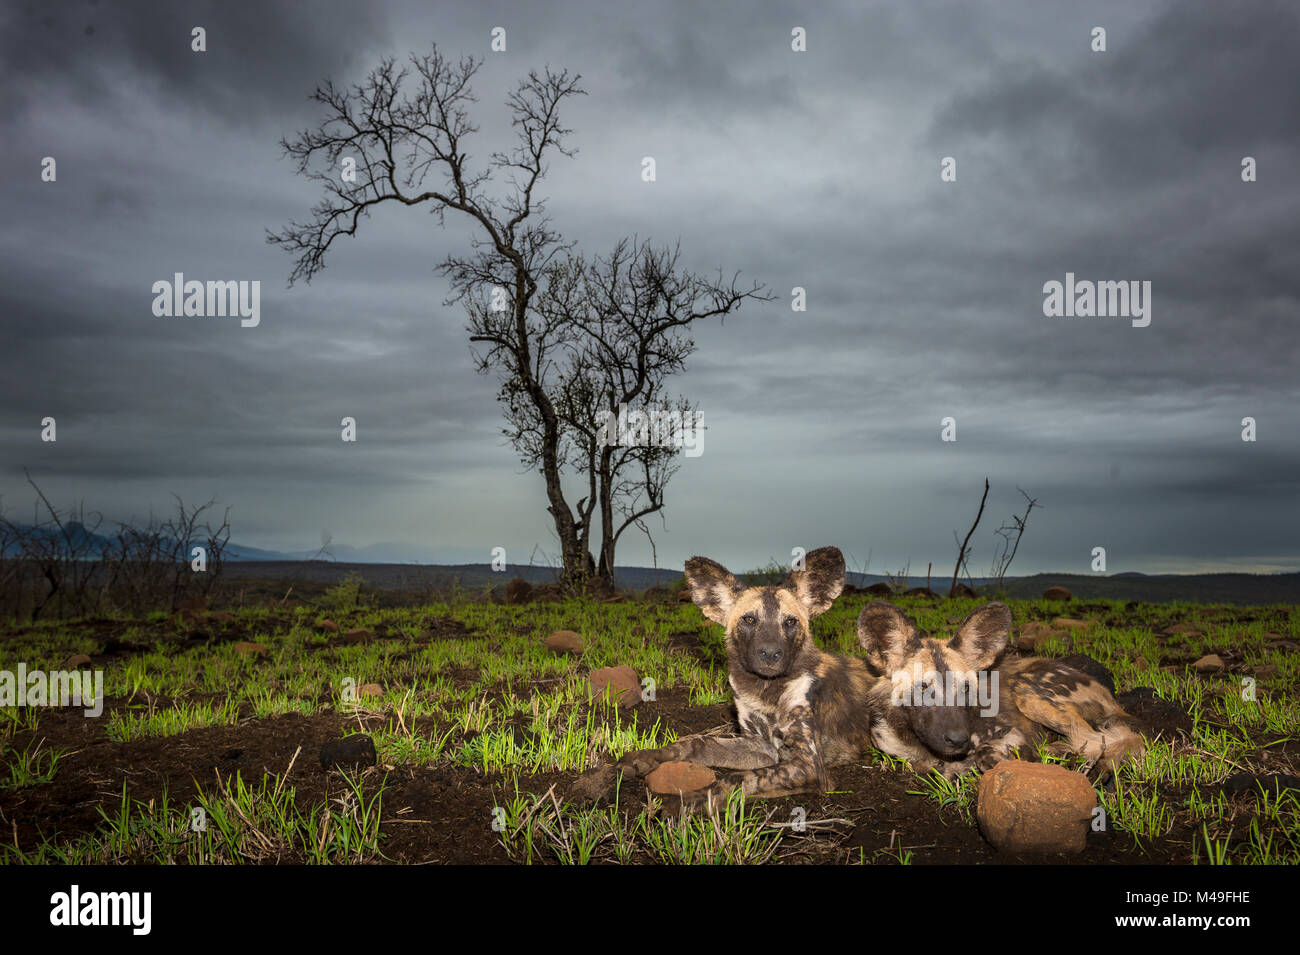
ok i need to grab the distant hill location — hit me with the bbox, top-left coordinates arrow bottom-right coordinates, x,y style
212,561 -> 1300,605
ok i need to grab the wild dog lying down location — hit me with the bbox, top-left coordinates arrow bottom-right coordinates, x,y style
610,546 -> 877,800
856,601 -> 1144,778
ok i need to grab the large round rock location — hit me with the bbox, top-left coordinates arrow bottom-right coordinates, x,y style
977,761 -> 1097,855
646,761 -> 716,797
588,665 -> 641,708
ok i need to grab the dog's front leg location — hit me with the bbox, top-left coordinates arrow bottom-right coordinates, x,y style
616,731 -> 780,777
728,705 -> 830,798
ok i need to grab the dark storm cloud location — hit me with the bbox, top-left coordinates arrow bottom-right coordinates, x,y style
1,0 -> 1297,573
0,0 -> 389,125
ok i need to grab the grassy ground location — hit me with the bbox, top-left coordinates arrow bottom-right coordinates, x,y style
0,582 -> 1297,864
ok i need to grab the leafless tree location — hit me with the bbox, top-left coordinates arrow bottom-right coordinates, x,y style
268,48 -> 766,587
482,239 -> 765,585
949,477 -> 989,598
989,487 -> 1040,594
102,496 -> 231,614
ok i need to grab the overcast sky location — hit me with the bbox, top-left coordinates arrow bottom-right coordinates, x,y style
2,0 -> 1298,577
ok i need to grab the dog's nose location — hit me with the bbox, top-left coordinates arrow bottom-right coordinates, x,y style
758,646 -> 784,665
944,729 -> 970,749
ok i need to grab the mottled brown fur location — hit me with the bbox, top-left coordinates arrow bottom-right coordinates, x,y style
856,601 -> 1144,778
617,546 -> 875,799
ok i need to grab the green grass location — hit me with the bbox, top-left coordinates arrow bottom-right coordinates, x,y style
2,591 -> 1298,864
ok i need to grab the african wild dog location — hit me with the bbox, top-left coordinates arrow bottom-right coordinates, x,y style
856,601 -> 1144,778
613,546 -> 878,799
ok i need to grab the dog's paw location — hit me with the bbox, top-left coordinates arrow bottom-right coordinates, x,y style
615,747 -> 668,778
566,764 -> 618,806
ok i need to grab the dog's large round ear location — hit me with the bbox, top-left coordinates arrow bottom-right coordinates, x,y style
948,602 -> 1012,670
856,602 -> 919,674
683,556 -> 746,626
785,546 -> 845,618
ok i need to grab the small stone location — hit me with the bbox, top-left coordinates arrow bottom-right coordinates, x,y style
1042,586 -> 1072,602
316,618 -> 339,632
358,683 -> 384,699
588,665 -> 642,708
1017,622 -> 1065,653
1164,622 -> 1207,637
339,628 -> 373,645
976,761 -> 1097,855
646,761 -> 716,797
62,653 -> 93,669
546,630 -> 583,654
319,735 -> 377,770
504,577 -> 533,604
1052,617 -> 1091,631
233,641 -> 268,658
1250,664 -> 1278,678
1192,653 -> 1224,672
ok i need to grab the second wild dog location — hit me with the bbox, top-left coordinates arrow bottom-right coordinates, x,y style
856,601 -> 1144,778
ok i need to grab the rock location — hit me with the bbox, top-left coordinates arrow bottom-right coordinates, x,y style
61,653 -> 93,669
1058,654 -> 1116,695
1017,621 -> 1064,652
319,735 -> 377,770
603,593 -> 630,604
1042,586 -> 1072,602
504,577 -> 533,604
865,582 -> 894,596
233,641 -> 268,658
1116,688 -> 1193,738
1251,664 -> 1278,678
339,628 -> 373,645
316,618 -> 339,633
1219,772 -> 1300,798
1263,632 -> 1287,642
677,589 -> 693,603
358,683 -> 384,700
1192,653 -> 1224,672
950,583 -> 979,599
1164,622 -> 1207,637
1052,617 -> 1091,631
588,665 -> 642,708
976,761 -> 1097,855
545,630 -> 584,654
209,611 -> 234,625
646,761 -> 716,797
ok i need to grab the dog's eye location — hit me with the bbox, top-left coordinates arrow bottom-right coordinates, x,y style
742,613 -> 758,626
782,616 -> 798,629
